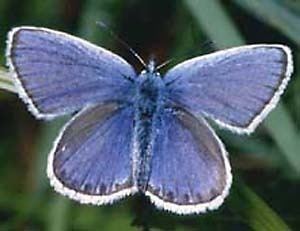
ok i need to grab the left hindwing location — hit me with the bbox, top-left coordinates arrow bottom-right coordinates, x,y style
164,45 -> 293,134
146,108 -> 232,214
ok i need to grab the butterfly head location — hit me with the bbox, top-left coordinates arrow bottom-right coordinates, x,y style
147,59 -> 156,74
140,58 -> 161,79
137,58 -> 165,98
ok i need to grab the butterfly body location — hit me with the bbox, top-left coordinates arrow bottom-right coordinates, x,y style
133,62 -> 166,190
6,27 -> 293,215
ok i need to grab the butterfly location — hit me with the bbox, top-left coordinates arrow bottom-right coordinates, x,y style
6,27 -> 293,215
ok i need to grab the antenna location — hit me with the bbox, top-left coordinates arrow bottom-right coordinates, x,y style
157,40 -> 216,73
96,21 -> 147,68
156,59 -> 174,71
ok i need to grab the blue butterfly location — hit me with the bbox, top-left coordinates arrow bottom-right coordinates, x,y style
6,27 -> 293,215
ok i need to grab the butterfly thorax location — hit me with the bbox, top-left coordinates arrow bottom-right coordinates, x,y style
133,67 -> 165,191
136,69 -> 164,115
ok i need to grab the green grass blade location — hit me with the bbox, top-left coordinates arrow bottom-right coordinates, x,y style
264,103 -> 300,175
234,0 -> 300,46
184,0 -> 244,48
0,68 -> 16,93
47,197 -> 71,231
230,180 -> 292,231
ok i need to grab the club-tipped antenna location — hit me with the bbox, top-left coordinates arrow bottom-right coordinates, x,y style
156,58 -> 174,71
96,21 -> 147,68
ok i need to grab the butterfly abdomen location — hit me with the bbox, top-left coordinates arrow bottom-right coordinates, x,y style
133,71 -> 165,191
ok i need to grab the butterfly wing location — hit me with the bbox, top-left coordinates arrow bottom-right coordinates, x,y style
6,27 -> 136,119
164,45 -> 293,134
47,103 -> 137,204
146,108 -> 231,214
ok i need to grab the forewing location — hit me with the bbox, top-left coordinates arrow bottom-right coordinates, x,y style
164,45 -> 293,134
6,27 -> 136,119
146,108 -> 232,214
47,103 -> 137,204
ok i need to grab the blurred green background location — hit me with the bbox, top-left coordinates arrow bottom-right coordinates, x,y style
0,0 -> 299,230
